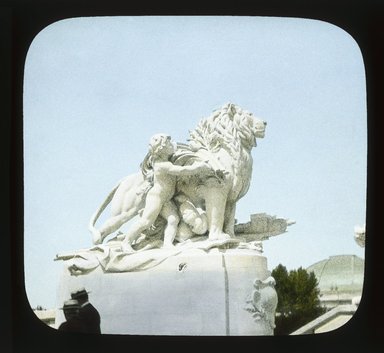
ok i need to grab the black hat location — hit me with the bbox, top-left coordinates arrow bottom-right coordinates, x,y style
70,287 -> 90,299
60,299 -> 80,310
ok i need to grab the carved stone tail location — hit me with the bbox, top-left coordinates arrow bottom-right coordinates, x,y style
88,182 -> 120,236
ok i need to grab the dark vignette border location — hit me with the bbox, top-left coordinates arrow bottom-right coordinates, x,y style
4,1 -> 383,352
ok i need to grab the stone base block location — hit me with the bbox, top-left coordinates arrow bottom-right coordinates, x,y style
55,248 -> 276,335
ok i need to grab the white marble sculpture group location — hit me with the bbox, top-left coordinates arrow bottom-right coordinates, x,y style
55,103 -> 296,335
56,103 -> 294,274
90,102 -> 267,246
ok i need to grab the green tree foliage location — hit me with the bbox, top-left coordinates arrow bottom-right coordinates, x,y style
271,264 -> 326,335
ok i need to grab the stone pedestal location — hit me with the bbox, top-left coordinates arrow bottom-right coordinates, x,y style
55,247 -> 276,335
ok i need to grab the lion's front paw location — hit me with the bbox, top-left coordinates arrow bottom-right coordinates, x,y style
208,231 -> 231,241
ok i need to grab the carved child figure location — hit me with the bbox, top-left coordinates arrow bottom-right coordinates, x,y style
173,193 -> 208,242
121,133 -> 216,252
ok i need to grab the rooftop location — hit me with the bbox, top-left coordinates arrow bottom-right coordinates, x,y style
307,255 -> 364,294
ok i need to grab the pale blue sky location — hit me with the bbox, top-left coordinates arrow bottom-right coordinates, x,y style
23,16 -> 366,309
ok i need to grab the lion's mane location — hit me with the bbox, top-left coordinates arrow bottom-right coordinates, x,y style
189,103 -> 257,155
171,103 -> 260,204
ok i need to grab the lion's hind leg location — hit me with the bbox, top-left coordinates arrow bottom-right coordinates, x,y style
96,208 -> 140,244
95,174 -> 146,244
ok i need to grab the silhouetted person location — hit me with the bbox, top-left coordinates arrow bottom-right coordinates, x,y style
58,299 -> 87,333
70,287 -> 101,334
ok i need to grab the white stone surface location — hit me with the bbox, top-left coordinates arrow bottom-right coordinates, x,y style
235,213 -> 295,242
55,248 -> 275,335
354,224 -> 365,248
88,103 -> 267,247
54,104 -> 282,336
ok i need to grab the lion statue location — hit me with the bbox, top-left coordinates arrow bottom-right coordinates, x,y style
89,103 -> 266,245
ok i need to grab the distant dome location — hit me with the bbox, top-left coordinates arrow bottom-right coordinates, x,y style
307,255 -> 364,294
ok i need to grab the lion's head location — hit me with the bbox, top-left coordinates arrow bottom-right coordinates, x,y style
188,103 -> 266,155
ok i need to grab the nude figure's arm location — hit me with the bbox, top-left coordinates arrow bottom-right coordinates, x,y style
155,161 -> 214,176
